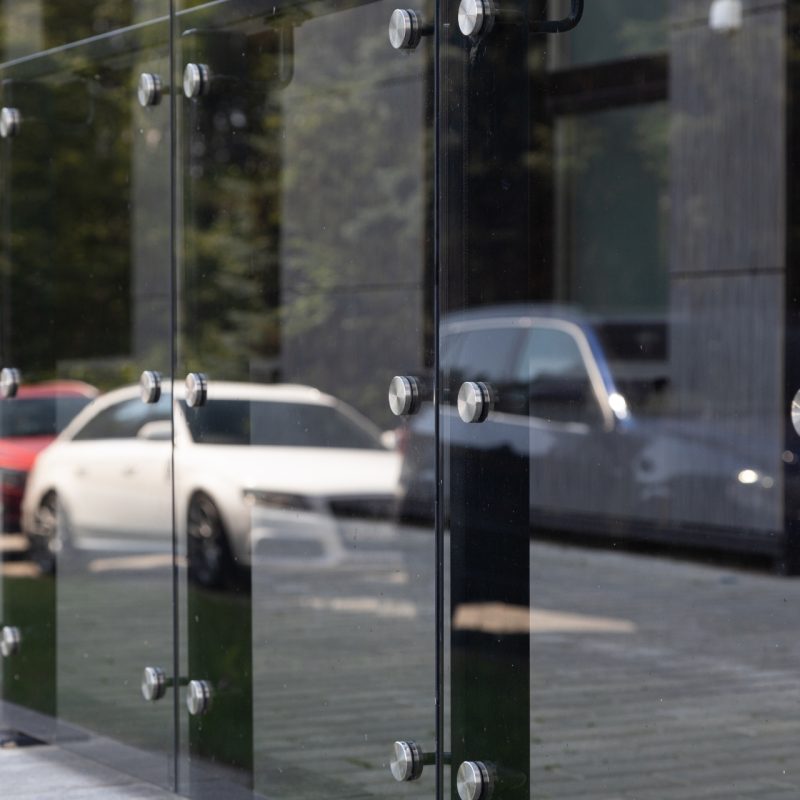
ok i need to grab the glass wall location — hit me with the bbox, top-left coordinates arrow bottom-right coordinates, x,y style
438,1 -> 800,799
0,1 -> 798,799
0,1 -> 175,787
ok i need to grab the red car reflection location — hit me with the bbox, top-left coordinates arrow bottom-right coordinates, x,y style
0,381 -> 97,532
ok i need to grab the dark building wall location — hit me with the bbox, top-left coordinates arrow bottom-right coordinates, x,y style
668,1 -> 785,530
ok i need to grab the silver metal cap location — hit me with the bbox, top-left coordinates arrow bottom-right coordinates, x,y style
141,666 -> 167,702
389,9 -> 421,50
456,761 -> 490,800
390,740 -> 424,781
137,72 -> 163,107
183,63 -> 210,99
389,375 -> 421,416
0,367 -> 21,399
457,381 -> 492,423
0,626 -> 21,657
186,679 -> 212,716
185,372 -> 208,408
0,107 -> 20,139
792,390 -> 800,437
139,370 -> 162,404
458,0 -> 490,37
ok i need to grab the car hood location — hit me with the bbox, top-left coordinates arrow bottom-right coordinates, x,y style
180,445 -> 402,497
0,436 -> 54,471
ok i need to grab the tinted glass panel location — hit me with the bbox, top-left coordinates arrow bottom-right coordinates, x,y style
174,1 -> 434,796
440,2 -> 797,800
0,7 -> 175,788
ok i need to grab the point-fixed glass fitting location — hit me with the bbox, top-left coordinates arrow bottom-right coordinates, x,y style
139,370 -> 162,404
456,761 -> 492,800
0,368 -> 20,399
186,679 -> 212,716
0,107 -> 20,138
185,372 -> 208,408
0,626 -> 21,657
183,63 -> 210,99
389,375 -> 423,416
137,73 -> 163,107
389,9 -> 433,50
457,381 -> 493,423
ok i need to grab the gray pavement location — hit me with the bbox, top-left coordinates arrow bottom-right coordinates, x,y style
530,541 -> 800,799
0,744 -> 178,798
5,531 -> 800,799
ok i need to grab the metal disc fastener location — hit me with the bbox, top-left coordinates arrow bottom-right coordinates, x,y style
183,63 -> 210,99
0,107 -> 21,139
390,740 -> 424,781
457,381 -> 492,423
137,73 -> 163,107
456,761 -> 492,800
389,9 -> 421,49
458,0 -> 493,37
186,679 -> 212,716
185,372 -> 208,408
388,375 -> 421,416
0,367 -> 21,399
139,370 -> 162,404
791,389 -> 800,437
141,666 -> 168,702
0,626 -> 21,657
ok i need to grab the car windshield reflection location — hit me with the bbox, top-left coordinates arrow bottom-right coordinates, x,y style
181,397 -> 385,450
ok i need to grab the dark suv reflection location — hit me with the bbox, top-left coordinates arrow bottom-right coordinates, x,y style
400,305 -> 783,564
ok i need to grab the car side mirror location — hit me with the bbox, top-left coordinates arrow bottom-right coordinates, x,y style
137,420 -> 172,441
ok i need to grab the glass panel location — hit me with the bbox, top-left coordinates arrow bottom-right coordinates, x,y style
548,0 -> 668,68
0,8 -> 175,787
442,2 -> 796,799
174,1 -> 434,796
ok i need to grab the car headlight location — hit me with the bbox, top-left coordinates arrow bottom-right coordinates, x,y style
242,489 -> 313,512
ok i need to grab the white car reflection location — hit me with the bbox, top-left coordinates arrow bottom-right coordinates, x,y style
21,382 -> 401,586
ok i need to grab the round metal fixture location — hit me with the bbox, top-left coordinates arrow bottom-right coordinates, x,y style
186,679 -> 212,716
389,375 -> 421,416
458,0 -> 493,37
137,72 -> 163,107
389,9 -> 423,50
185,372 -> 208,408
141,666 -> 168,702
139,370 -> 162,404
456,761 -> 491,800
0,107 -> 21,139
183,63 -> 210,99
0,367 -> 20,399
792,390 -> 800,438
0,626 -> 21,657
390,740 -> 424,782
457,381 -> 492,423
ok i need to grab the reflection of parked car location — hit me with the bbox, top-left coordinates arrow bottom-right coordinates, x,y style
400,306 -> 784,565
0,381 -> 97,533
22,382 -> 401,585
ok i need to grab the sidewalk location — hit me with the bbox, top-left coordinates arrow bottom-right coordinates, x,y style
0,743 -> 178,799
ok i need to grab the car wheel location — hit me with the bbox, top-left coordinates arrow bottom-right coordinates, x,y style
28,491 -> 65,575
187,493 -> 235,589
